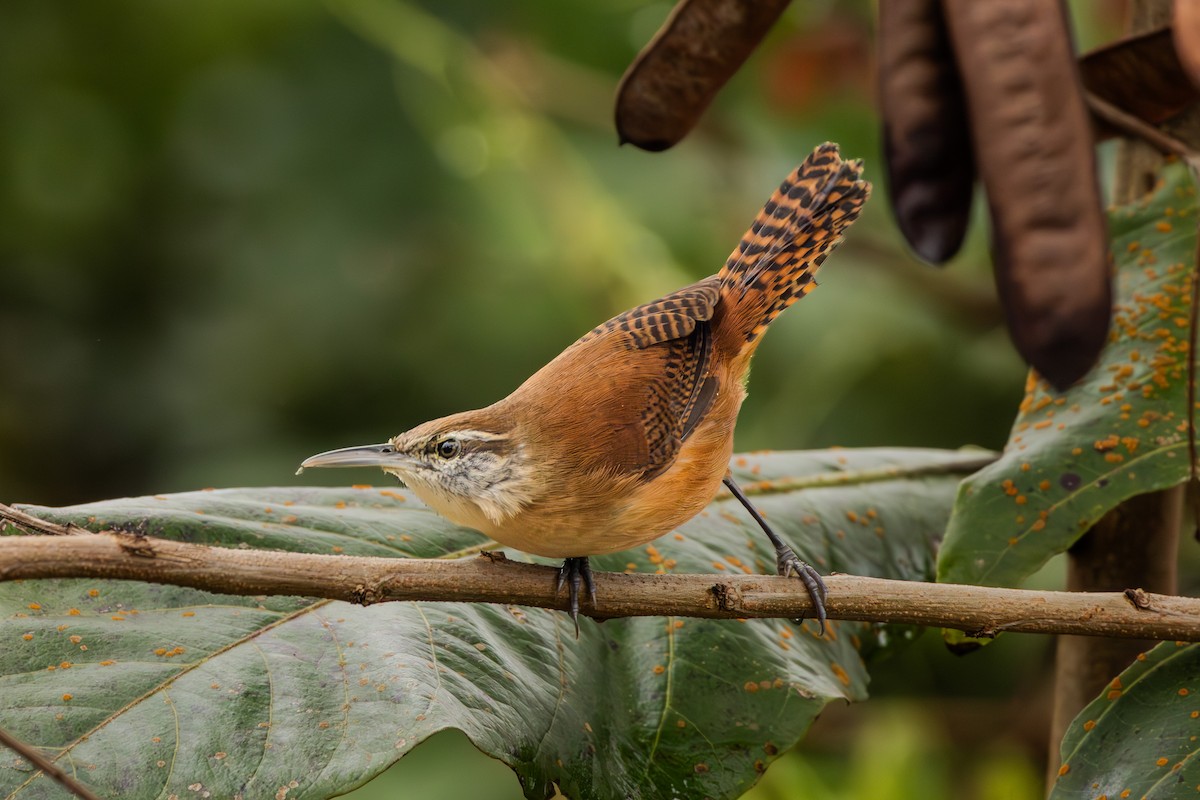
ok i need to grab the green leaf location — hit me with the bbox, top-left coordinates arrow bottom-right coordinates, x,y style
1049,641 -> 1199,799
0,447 -> 982,800
938,163 -> 1197,613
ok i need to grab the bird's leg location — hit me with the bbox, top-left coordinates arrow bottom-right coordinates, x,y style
554,556 -> 597,637
723,474 -> 828,634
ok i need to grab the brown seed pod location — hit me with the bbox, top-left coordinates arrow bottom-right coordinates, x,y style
878,0 -> 974,265
615,0 -> 791,152
1175,0 -> 1200,88
1080,25 -> 1199,139
943,0 -> 1110,390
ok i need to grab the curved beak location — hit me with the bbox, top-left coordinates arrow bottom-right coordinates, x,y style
297,443 -> 413,475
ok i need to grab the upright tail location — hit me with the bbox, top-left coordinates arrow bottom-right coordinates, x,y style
717,143 -> 870,349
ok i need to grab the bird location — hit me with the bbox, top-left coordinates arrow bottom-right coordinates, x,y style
300,143 -> 870,634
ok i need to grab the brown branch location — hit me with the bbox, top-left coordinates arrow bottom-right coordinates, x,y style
1086,90 -> 1200,163
0,726 -> 102,800
1,531 -> 1198,640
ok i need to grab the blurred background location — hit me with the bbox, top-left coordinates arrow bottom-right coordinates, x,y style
0,0 -> 1146,797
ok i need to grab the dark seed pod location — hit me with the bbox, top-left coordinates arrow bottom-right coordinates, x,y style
943,0 -> 1110,390
1080,25 -> 1198,139
615,0 -> 791,152
878,0 -> 974,265
1175,0 -> 1200,89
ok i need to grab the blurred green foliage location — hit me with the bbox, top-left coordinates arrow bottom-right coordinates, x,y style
0,0 -> 1039,509
0,0 -> 1144,798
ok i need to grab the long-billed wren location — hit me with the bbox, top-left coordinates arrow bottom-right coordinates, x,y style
301,143 -> 870,632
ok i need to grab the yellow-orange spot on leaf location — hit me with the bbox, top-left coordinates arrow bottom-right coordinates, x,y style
1156,757 -> 1169,767
1031,520 -> 1046,532
62,694 -> 72,702
1058,764 -> 1070,776
673,533 -> 684,541
21,633 -> 33,641
712,562 -> 727,571
744,681 -> 759,693
69,635 -> 81,644
1033,420 -> 1052,429
1038,480 -> 1051,491
88,589 -> 100,598
1107,689 -> 1122,700
830,662 -> 851,686
1156,221 -> 1173,233
334,501 -> 347,509
1179,688 -> 1189,696
735,457 -> 747,468
1015,495 -> 1027,505
1083,720 -> 1096,731
111,616 -> 125,622
59,662 -> 71,669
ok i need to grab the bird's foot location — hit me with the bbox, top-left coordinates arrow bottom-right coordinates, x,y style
554,556 -> 597,637
775,544 -> 828,635
723,474 -> 829,636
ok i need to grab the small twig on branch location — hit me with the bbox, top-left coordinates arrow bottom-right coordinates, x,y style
0,726 -> 101,800
0,504 -> 82,537
1,529 -> 1198,640
1086,90 -> 1200,163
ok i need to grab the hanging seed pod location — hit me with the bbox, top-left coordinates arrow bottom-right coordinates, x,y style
943,0 -> 1110,390
878,0 -> 974,265
1080,25 -> 1198,139
1175,0 -> 1200,88
615,0 -> 792,151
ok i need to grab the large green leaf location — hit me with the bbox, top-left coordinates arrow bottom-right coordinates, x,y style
1050,641 -> 1199,799
0,447 -> 982,800
938,163 -> 1197,606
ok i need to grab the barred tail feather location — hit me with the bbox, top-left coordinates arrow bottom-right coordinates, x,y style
717,143 -> 870,346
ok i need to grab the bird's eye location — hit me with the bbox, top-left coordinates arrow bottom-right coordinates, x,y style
436,438 -> 461,459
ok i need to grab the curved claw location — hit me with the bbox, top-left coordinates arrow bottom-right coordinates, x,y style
777,546 -> 828,636
555,557 -> 597,637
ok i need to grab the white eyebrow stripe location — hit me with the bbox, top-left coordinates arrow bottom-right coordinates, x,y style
450,430 -> 509,442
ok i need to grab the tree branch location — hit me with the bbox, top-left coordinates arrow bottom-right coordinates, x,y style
1,530 -> 1197,640
0,726 -> 101,800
